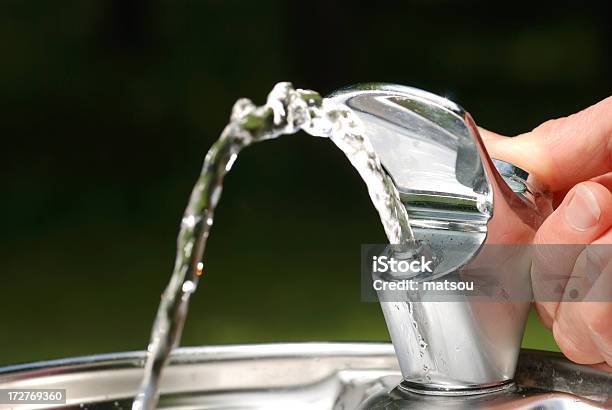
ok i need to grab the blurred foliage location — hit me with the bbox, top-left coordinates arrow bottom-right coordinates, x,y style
1,0 -> 610,365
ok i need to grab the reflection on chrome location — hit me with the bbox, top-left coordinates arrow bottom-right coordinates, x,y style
329,84 -> 552,392
0,344 -> 608,409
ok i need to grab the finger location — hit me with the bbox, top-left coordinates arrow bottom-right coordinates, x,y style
591,172 -> 612,191
532,181 -> 612,325
552,172 -> 611,208
554,229 -> 612,365
585,239 -> 612,301
553,299 -> 608,364
482,96 -> 612,192
538,182 -> 612,242
579,298 -> 612,366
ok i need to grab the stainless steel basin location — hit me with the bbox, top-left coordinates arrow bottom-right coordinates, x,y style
0,343 -> 609,409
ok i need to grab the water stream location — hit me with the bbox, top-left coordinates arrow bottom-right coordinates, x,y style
132,82 -> 416,410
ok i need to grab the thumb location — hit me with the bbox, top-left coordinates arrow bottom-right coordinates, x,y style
481,96 -> 612,192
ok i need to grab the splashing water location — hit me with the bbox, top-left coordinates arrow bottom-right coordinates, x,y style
132,82 -> 415,410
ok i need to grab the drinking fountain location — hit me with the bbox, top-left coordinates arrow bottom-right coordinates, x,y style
0,344 -> 608,409
0,84 -> 608,409
328,83 -> 552,393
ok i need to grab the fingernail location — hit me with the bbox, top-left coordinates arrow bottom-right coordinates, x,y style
565,185 -> 601,231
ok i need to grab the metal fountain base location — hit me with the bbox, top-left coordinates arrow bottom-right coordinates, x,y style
0,343 -> 609,409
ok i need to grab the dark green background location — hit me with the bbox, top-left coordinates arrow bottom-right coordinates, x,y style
1,1 -> 610,366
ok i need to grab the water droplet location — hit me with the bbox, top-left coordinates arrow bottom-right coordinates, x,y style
225,153 -> 238,171
182,280 -> 195,293
181,215 -> 197,228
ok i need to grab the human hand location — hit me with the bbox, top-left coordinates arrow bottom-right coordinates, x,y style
481,96 -> 612,366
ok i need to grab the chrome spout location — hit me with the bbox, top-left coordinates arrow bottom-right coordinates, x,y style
328,84 -> 552,393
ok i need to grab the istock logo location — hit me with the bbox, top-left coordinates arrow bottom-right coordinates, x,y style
372,255 -> 433,274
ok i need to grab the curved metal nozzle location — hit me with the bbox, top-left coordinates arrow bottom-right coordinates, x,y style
328,84 -> 550,392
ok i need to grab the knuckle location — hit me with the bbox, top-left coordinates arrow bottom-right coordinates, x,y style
533,117 -> 566,136
580,303 -> 612,340
552,320 -> 597,364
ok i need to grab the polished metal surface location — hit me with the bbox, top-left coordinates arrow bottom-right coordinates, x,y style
493,159 -> 532,195
0,344 -> 608,409
328,84 -> 552,391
